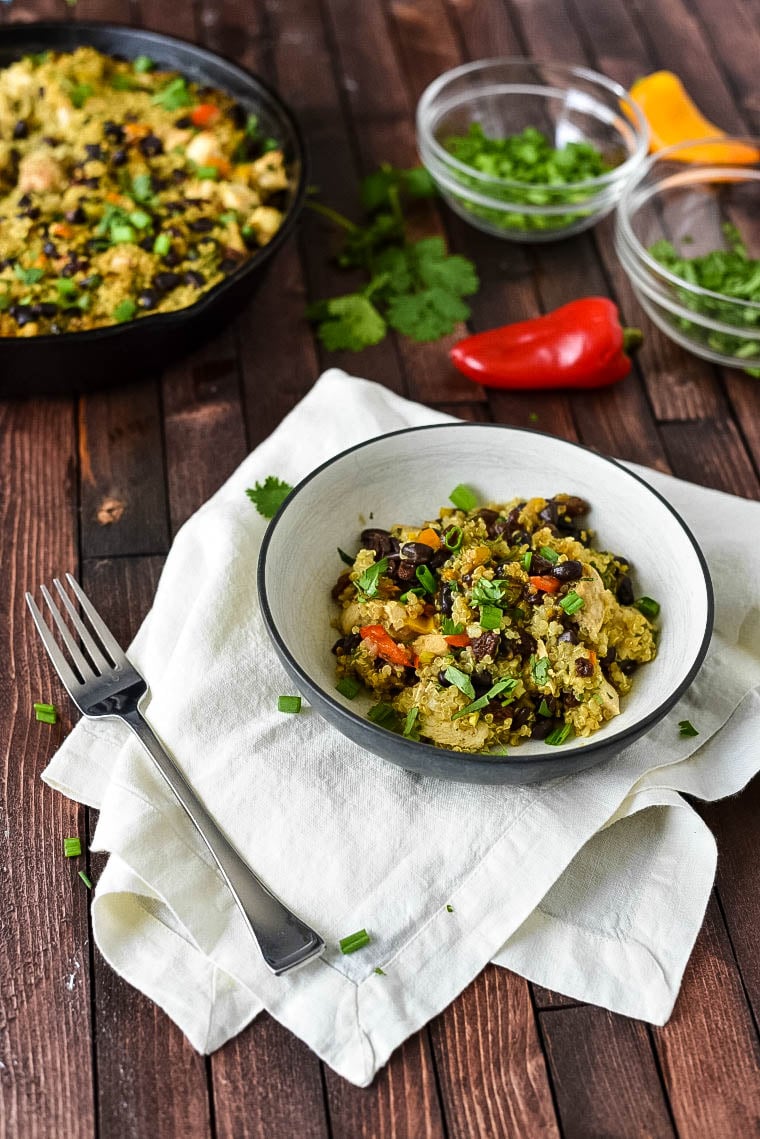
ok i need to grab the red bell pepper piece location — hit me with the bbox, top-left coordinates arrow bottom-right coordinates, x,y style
449,298 -> 643,390
360,625 -> 412,667
529,576 -> 560,594
444,633 -> 471,647
191,103 -> 221,128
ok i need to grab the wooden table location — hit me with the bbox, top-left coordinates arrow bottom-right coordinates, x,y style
3,0 -> 760,1135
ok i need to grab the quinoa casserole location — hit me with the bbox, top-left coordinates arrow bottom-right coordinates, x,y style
0,46 -> 291,336
331,491 -> 659,754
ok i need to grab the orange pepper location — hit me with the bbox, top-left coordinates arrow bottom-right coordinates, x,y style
629,72 -> 759,164
123,122 -> 151,141
206,155 -> 232,179
589,650 -> 597,668
360,625 -> 412,668
444,634 -> 471,647
50,222 -> 73,239
191,103 -> 221,128
416,527 -> 442,549
529,576 -> 560,594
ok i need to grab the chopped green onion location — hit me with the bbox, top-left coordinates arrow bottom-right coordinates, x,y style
635,596 -> 660,620
339,928 -> 371,954
241,225 -> 254,241
337,547 -> 355,567
545,723 -> 573,746
374,966 -> 386,975
68,83 -> 93,109
77,294 -> 92,312
531,656 -> 550,685
113,298 -> 137,323
110,224 -> 136,244
263,137 -> 280,152
444,666 -> 475,700
539,546 -> 558,564
55,278 -> 78,297
402,706 -> 420,739
128,209 -> 152,230
399,587 -> 425,603
441,618 -> 463,636
14,265 -> 44,286
153,232 -> 171,256
559,591 -> 584,615
678,719 -> 699,738
63,837 -> 81,858
132,54 -> 155,73
277,695 -> 301,714
110,74 -> 139,91
446,904 -> 454,913
415,565 -> 436,595
449,484 -> 478,512
452,677 -> 519,719
78,871 -> 93,889
218,210 -> 238,224
521,551 -> 532,572
245,113 -> 259,137
336,676 -> 361,699
132,173 -> 154,203
355,557 -> 388,599
537,698 -> 552,717
34,701 -> 57,724
443,525 -> 463,551
196,165 -> 220,180
478,604 -> 502,631
368,702 -> 398,728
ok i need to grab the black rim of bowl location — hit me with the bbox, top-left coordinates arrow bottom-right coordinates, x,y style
0,21 -> 308,348
258,422 -> 715,772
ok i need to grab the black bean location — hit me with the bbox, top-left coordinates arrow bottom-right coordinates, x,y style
163,249 -> 183,267
477,508 -> 499,525
510,529 -> 530,547
184,270 -> 206,288
470,631 -> 500,662
229,102 -> 248,128
85,143 -> 103,159
31,302 -> 58,318
472,671 -> 493,696
552,560 -> 583,582
170,168 -> 187,183
539,501 -> 559,527
153,272 -> 182,292
111,149 -> 128,167
564,693 -> 580,708
531,718 -> 556,740
510,705 -> 531,729
530,553 -> 556,577
139,237 -> 154,252
438,670 -> 452,688
104,121 -> 125,142
601,646 -> 616,666
82,177 -> 100,189
137,290 -> 158,309
13,120 -> 28,140
517,630 -> 537,655
428,547 -> 449,570
18,193 -> 32,208
19,206 -> 41,220
188,217 -> 214,233
618,659 -> 638,676
558,495 -> 589,518
400,541 -> 433,565
437,582 -> 454,617
332,632 -> 361,656
167,225 -> 183,237
139,134 -> 164,158
360,528 -> 395,558
165,200 -> 186,214
60,264 -> 77,278
558,629 -> 578,644
65,206 -> 87,224
174,115 -> 193,128
42,136 -> 59,147
575,658 -> 594,677
616,574 -> 634,606
11,305 -> 35,326
42,241 -> 57,257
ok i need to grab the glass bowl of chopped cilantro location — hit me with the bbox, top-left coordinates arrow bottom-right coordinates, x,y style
615,138 -> 760,374
416,59 -> 648,242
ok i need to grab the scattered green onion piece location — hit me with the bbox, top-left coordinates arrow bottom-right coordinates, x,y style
339,928 -> 371,954
63,837 -> 82,858
336,676 -> 361,700
538,698 -> 552,717
478,604 -> 502,631
415,565 -> 436,595
78,871 -> 93,889
444,666 -> 475,700
55,278 -> 77,297
355,557 -> 388,599
678,719 -> 699,738
110,224 -> 136,244
263,137 -> 280,152
132,54 -> 155,73
113,298 -> 137,323
111,73 -> 139,91
245,113 -> 259,137
69,83 -> 93,108
218,210 -> 238,224
129,209 -> 152,230
443,524 -> 463,551
449,484 -> 478,512
470,578 -> 505,606
531,656 -> 550,685
367,702 -> 397,728
374,966 -> 386,975
559,591 -> 584,615
521,551 -> 532,572
452,677 -> 519,720
446,904 -> 454,913
441,618 -> 463,636
277,695 -> 301,714
196,165 -> 220,180
152,76 -> 193,111
153,233 -> 171,256
34,701 -> 57,724
14,265 -> 44,286
132,173 -> 154,203
402,706 -> 420,739
77,294 -> 92,312
399,587 -> 425,603
539,546 -> 558,564
635,596 -> 660,620
545,723 -> 573,746
337,547 -> 355,567
241,225 -> 254,241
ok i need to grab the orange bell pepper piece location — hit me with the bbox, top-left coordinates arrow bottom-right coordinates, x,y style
529,576 -> 560,594
629,72 -> 759,164
417,527 -> 442,550
360,625 -> 412,668
191,103 -> 221,128
444,634 -> 471,647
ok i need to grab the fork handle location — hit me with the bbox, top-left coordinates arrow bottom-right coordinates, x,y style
122,708 -> 325,975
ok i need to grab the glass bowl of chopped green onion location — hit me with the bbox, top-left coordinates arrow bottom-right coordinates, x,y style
416,59 -> 648,242
615,138 -> 760,374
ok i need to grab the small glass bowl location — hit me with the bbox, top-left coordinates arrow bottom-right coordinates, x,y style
416,58 -> 648,243
615,137 -> 760,373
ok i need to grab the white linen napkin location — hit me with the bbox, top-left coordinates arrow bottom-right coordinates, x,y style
43,369 -> 760,1087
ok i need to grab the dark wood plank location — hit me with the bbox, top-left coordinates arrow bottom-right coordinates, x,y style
531,988 -> 582,1011
0,399 -> 96,1139
540,1005 -> 675,1138
659,419 -> 760,498
652,895 -> 760,1138
429,966 -> 560,1139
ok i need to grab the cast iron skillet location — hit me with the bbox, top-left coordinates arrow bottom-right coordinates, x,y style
0,22 -> 308,396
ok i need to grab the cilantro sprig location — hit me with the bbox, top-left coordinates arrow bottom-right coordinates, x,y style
306,166 -> 479,350
246,476 -> 294,518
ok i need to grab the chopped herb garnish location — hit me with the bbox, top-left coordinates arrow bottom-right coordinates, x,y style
153,233 -> 171,256
152,76 -> 193,111
78,871 -> 93,889
452,677 -> 519,719
441,618 -> 463,636
14,265 -> 44,286
339,928 -> 371,954
196,165 -> 220,180
111,74 -> 139,91
545,722 -> 573,746
218,210 -> 238,224
245,113 -> 259,137
131,172 -> 155,203
132,54 -> 155,73
263,137 -> 280,152
521,551 -> 532,572
110,223 -> 136,245
537,698 -> 552,717
56,278 -> 78,297
367,702 -> 398,728
336,676 -> 361,699
374,966 -> 386,975
470,578 -> 505,606
449,484 -> 478,512
68,82 -> 93,109
635,596 -> 660,620
128,209 -> 152,230
63,837 -> 82,858
678,719 -> 699,738
539,546 -> 558,564
355,557 -> 389,599
245,476 -> 293,518
415,565 -> 436,595
337,547 -> 355,567
443,524 -> 463,551
478,604 -> 502,631
402,706 -> 420,739
277,695 -> 302,714
446,904 -> 454,913
444,665 -> 475,700
113,298 -> 137,323
531,656 -> 550,685
559,590 -> 584,615
34,701 -> 57,724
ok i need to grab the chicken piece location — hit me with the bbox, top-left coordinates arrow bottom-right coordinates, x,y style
17,151 -> 65,193
97,244 -> 155,277
421,710 -> 489,751
1,61 -> 35,99
249,150 -> 289,192
164,127 -> 193,152
246,206 -> 283,245
186,130 -> 225,168
573,565 -> 607,640
412,633 -> 450,658
219,182 -> 260,212
594,677 -> 620,720
183,179 -> 218,202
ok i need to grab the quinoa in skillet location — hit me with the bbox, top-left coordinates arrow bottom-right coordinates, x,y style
0,47 -> 291,335
331,493 -> 658,753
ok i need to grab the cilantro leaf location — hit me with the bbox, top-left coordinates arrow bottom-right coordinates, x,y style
308,293 -> 386,352
386,286 -> 471,341
413,237 -> 479,296
360,164 -> 437,212
355,557 -> 389,598
246,476 -> 293,518
401,166 -> 437,198
371,247 -> 413,296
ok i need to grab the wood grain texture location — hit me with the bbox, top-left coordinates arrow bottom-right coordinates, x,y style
540,1006 -> 675,1139
429,966 -> 560,1139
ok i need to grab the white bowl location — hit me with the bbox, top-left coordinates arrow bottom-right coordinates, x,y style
258,425 -> 713,783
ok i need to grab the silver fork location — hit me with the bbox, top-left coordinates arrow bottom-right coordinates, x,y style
26,573 -> 324,976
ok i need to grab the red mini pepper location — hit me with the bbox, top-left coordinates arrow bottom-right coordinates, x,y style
360,625 -> 412,668
449,297 -> 643,390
